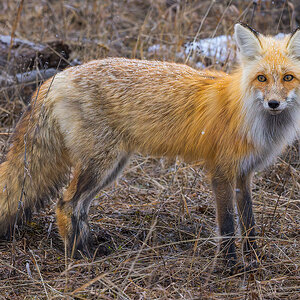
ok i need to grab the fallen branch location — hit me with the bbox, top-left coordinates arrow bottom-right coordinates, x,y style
0,68 -> 60,87
15,68 -> 59,84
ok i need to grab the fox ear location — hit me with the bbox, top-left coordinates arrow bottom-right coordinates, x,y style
234,23 -> 262,60
287,28 -> 300,59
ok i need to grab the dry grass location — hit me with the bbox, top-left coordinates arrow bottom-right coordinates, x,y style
0,0 -> 299,299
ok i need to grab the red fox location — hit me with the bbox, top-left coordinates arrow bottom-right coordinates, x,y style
0,23 -> 299,271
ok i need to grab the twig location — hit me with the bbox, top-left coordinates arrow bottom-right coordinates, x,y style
30,250 -> 49,299
7,0 -> 24,61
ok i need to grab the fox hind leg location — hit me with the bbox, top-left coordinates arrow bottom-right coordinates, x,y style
56,152 -> 130,257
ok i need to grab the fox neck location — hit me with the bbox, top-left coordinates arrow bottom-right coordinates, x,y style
246,108 -> 298,147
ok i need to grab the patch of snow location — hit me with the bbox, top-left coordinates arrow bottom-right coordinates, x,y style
196,62 -> 206,69
148,32 -> 286,69
0,35 -> 11,44
148,35 -> 235,67
274,33 -> 286,40
184,35 -> 234,64
148,44 -> 167,54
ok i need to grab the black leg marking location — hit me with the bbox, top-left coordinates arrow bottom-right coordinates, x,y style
236,173 -> 258,256
211,174 -> 237,271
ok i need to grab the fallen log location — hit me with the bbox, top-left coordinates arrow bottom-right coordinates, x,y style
0,68 -> 60,87
15,68 -> 59,84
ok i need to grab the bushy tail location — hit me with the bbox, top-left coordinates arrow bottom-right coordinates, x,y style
0,81 -> 71,237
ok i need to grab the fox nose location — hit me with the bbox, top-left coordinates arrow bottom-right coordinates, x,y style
268,100 -> 280,109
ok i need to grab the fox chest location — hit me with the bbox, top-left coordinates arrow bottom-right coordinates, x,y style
239,147 -> 282,175
240,109 -> 300,175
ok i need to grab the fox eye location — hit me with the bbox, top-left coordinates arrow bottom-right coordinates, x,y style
283,74 -> 294,81
257,75 -> 267,82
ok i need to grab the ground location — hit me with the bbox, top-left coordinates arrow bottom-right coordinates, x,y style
0,1 -> 299,299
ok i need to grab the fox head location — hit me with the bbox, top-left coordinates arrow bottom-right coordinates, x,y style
234,23 -> 300,116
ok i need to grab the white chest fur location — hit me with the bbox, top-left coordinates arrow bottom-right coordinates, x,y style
240,107 -> 300,174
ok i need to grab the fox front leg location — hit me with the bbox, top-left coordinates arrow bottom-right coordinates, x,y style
236,173 -> 258,256
211,174 -> 237,271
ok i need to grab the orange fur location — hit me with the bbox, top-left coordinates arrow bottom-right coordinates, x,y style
54,60 -> 252,177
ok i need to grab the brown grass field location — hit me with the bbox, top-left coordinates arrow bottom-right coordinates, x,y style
0,0 -> 299,299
